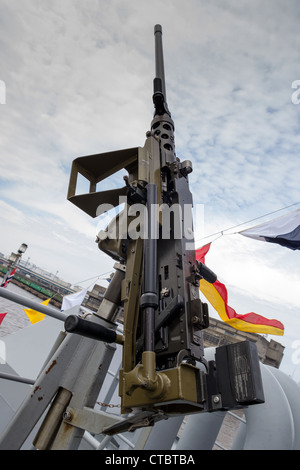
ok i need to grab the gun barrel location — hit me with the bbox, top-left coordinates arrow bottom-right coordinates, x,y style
153,25 -> 170,117
154,24 -> 166,99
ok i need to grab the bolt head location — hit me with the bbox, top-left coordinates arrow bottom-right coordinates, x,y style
63,410 -> 73,422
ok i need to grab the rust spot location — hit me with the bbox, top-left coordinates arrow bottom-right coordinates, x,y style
31,386 -> 41,398
38,396 -> 43,401
45,360 -> 57,374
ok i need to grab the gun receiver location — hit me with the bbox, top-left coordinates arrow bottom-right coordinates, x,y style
67,25 -> 264,432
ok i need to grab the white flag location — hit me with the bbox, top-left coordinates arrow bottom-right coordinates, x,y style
239,209 -> 300,250
61,288 -> 88,311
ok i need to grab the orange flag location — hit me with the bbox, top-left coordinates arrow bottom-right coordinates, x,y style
24,298 -> 50,324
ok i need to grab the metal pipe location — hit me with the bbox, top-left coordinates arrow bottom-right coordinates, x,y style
0,287 -> 67,322
0,372 -> 35,385
83,431 -> 111,450
144,306 -> 155,351
96,267 -> 125,322
32,388 -> 72,450
141,184 -> 158,352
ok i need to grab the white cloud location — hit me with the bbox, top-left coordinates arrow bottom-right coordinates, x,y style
0,200 -> 26,225
0,0 -> 300,379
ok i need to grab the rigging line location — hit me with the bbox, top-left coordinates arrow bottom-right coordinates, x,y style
87,277 -> 100,292
196,233 -> 223,246
195,201 -> 300,244
49,291 -> 61,301
73,271 -> 112,286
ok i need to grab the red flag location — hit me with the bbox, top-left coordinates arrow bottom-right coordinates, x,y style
196,244 -> 284,336
195,243 -> 211,264
0,313 -> 7,326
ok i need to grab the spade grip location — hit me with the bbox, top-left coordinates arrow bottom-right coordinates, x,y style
65,315 -> 117,343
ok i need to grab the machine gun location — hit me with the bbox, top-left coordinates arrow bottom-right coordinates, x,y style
66,25 -> 264,433
0,26 -> 270,450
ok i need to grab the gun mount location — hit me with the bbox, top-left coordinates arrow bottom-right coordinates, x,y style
66,25 -> 264,433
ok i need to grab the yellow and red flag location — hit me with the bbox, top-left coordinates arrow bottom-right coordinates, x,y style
196,243 -> 284,336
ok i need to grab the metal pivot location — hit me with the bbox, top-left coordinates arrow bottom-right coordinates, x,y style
0,268 -> 126,450
0,316 -> 118,450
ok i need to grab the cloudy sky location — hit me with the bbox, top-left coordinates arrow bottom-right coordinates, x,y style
0,0 -> 300,378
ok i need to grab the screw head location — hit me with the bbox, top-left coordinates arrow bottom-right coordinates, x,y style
63,410 -> 73,422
